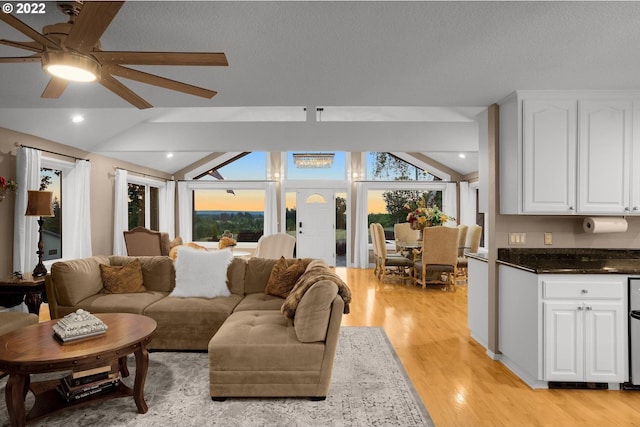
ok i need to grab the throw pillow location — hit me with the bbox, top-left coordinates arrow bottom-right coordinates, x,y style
170,246 -> 233,298
264,257 -> 307,298
100,259 -> 146,294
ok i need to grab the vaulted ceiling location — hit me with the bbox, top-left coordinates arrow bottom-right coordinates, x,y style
1,1 -> 638,176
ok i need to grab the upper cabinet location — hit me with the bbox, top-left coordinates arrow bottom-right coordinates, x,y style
499,91 -> 640,215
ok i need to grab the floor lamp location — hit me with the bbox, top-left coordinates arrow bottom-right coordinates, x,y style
25,190 -> 54,277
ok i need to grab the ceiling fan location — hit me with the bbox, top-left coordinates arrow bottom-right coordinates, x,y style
0,1 -> 228,109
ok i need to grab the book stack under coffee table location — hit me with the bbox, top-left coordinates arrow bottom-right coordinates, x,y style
56,364 -> 122,403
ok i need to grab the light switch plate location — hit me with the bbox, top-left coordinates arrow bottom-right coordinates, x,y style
544,232 -> 553,245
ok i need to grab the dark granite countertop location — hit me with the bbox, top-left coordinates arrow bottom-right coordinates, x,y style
497,248 -> 640,274
466,252 -> 488,262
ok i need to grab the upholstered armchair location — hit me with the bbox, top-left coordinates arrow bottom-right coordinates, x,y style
252,233 -> 296,259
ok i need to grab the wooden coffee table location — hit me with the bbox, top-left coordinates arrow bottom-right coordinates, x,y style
0,313 -> 157,427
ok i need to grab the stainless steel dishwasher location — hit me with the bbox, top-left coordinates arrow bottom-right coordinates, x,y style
629,278 -> 640,385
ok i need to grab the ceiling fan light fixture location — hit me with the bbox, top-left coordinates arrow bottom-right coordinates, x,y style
42,51 -> 101,82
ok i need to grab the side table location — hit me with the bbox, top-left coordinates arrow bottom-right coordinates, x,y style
0,273 -> 46,316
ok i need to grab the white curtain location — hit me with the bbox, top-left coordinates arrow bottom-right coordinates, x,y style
158,180 -> 176,240
443,182 -> 458,226
65,160 -> 92,258
459,181 -> 474,225
177,181 -> 191,242
13,147 -> 41,273
113,169 -> 128,255
354,182 -> 369,268
264,182 -> 278,235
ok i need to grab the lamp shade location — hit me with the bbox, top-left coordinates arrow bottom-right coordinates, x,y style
25,190 -> 54,217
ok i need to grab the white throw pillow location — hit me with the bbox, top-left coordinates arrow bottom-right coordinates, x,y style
170,246 -> 233,298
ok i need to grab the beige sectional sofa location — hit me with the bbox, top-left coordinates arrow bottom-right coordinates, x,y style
45,255 -> 350,399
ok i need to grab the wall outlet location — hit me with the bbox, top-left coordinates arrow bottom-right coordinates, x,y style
544,232 -> 553,245
508,232 -> 527,245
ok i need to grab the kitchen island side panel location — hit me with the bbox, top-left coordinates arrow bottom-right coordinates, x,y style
499,264 -> 542,386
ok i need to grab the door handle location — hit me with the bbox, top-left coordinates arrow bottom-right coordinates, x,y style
299,222 -> 302,227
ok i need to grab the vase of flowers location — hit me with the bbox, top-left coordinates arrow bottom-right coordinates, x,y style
404,199 -> 455,236
0,176 -> 17,202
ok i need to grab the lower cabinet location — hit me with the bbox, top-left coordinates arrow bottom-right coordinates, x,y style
544,300 -> 625,383
498,265 -> 628,388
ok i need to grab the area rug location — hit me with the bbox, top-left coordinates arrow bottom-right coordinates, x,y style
0,327 -> 433,427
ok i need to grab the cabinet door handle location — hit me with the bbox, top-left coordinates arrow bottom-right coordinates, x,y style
581,289 -> 588,294
569,206 -> 575,211
577,306 -> 584,311
634,206 -> 640,211
585,306 -> 592,311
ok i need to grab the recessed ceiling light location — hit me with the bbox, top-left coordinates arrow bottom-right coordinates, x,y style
71,114 -> 84,123
459,153 -> 466,159
166,153 -> 174,158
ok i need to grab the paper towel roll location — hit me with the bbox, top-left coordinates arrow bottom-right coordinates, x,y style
583,217 -> 628,234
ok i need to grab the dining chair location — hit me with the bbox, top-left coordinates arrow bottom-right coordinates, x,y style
370,223 -> 381,278
123,226 -> 163,256
457,224 -> 469,257
413,226 -> 459,291
394,222 -> 420,254
374,223 -> 413,283
252,233 -> 296,259
457,224 -> 483,281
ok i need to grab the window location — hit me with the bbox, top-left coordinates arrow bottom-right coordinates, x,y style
40,167 -> 62,261
366,152 -> 440,181
128,183 -> 159,230
367,188 -> 443,240
192,188 -> 266,243
194,152 -> 267,181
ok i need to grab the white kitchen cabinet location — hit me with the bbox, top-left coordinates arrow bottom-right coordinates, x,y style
631,101 -> 640,214
578,100 -> 632,214
544,300 -> 624,383
499,91 -> 640,215
498,264 -> 627,388
542,276 -> 626,383
522,98 -> 577,213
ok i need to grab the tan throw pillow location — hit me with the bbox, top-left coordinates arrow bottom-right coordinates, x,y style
100,259 -> 146,294
264,257 -> 307,298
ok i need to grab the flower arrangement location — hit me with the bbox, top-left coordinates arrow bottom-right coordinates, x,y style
404,200 -> 455,230
0,176 -> 17,201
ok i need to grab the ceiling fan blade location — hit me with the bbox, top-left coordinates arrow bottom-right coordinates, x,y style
41,78 -> 69,98
0,13 -> 60,49
64,1 -> 124,51
0,55 -> 41,63
104,64 -> 217,99
100,74 -> 152,109
0,39 -> 43,53
93,51 -> 228,66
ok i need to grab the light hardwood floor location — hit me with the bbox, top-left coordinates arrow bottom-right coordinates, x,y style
40,268 -> 640,426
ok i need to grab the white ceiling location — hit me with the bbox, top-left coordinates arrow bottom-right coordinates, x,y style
1,1 -> 639,176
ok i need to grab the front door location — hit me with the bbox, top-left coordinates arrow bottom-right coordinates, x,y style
296,189 -> 335,266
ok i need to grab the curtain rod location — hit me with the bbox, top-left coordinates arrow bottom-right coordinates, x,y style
114,167 -> 172,182
14,142 -> 89,162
